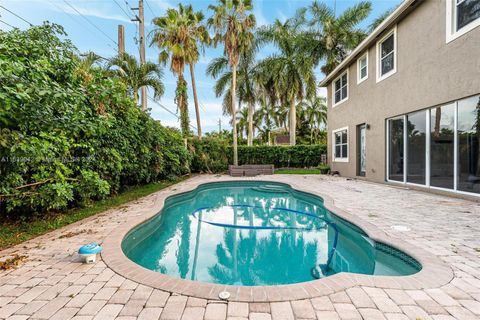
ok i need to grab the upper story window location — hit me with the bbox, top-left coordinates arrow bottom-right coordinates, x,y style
333,127 -> 349,162
447,0 -> 480,42
357,52 -> 368,84
333,70 -> 348,107
376,26 -> 397,82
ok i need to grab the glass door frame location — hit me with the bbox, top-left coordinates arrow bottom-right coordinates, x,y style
386,101 -> 477,197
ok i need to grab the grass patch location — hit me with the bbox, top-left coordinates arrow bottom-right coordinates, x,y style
0,176 -> 189,250
275,168 -> 323,174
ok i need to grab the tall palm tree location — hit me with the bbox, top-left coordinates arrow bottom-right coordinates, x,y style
257,18 -> 316,145
151,4 -> 209,136
308,0 -> 372,75
208,0 -> 256,165
108,53 -> 164,106
207,50 -> 256,145
297,96 -> 327,144
236,107 -> 249,140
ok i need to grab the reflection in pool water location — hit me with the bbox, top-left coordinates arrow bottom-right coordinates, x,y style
122,181 -> 420,286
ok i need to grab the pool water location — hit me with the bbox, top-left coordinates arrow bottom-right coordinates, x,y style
122,181 -> 420,286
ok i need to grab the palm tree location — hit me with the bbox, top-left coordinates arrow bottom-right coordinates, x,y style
208,0 -> 256,165
207,50 -> 257,145
308,0 -> 372,75
297,96 -> 327,144
236,107 -> 249,140
78,51 -> 103,71
108,53 -> 164,106
257,18 -> 316,145
151,4 -> 209,136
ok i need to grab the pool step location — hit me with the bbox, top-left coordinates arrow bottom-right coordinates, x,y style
252,185 -> 289,193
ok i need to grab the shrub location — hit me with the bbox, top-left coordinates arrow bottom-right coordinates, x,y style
0,23 -> 190,218
188,137 -> 229,173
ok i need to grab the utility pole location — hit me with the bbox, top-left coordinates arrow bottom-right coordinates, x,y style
131,0 -> 147,111
218,119 -> 222,133
118,25 -> 125,55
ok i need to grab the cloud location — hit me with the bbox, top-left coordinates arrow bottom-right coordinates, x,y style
148,0 -> 174,12
253,0 -> 269,26
48,2 -> 134,24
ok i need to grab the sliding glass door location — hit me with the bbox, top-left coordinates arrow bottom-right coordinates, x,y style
430,104 -> 455,189
457,95 -> 480,194
407,111 -> 426,185
387,94 -> 480,196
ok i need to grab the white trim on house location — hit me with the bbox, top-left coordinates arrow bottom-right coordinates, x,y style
356,52 -> 369,84
332,69 -> 349,108
332,126 -> 349,163
376,26 -> 397,83
446,0 -> 480,43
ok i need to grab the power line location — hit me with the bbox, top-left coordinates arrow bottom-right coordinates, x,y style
144,0 -> 157,18
62,0 -> 118,46
0,5 -> 33,26
147,96 -> 198,131
113,0 -> 134,19
0,19 -> 16,29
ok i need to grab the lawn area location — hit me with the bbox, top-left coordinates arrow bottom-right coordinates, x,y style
275,168 -> 323,174
0,176 -> 189,251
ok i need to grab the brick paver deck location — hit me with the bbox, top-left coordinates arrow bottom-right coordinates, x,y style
1,175 -> 479,320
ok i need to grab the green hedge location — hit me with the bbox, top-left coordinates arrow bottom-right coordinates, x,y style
236,145 -> 327,168
0,24 -> 190,218
188,137 -> 230,173
188,137 -> 326,172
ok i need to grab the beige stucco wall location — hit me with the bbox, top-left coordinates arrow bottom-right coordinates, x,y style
326,0 -> 480,183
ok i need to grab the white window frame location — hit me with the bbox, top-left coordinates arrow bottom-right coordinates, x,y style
332,70 -> 349,107
376,26 -> 397,83
332,126 -> 349,162
357,52 -> 369,84
446,0 -> 480,43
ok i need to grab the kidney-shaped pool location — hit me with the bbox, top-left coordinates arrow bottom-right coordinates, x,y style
122,181 -> 421,286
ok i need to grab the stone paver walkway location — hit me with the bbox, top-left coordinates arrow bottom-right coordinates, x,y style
1,175 -> 479,320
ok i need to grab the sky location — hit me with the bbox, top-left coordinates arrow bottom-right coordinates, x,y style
0,0 -> 401,133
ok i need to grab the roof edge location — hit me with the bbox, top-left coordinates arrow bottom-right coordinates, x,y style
319,0 -> 418,87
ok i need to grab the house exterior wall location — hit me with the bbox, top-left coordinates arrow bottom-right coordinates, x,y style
326,0 -> 480,183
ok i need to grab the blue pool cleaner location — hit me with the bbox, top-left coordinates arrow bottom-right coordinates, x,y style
78,243 -> 103,264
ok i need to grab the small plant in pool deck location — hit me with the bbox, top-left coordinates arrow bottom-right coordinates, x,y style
318,164 -> 330,174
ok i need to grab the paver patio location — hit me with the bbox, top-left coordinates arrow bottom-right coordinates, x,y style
1,175 -> 479,320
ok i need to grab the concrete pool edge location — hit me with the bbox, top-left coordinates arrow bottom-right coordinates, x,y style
101,175 -> 454,302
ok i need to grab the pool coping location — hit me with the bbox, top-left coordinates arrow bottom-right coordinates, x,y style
101,175 -> 454,302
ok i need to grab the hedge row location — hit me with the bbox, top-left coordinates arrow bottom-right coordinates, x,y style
236,145 -> 327,168
188,137 -> 326,173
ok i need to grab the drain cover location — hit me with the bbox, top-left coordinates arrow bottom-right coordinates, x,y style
390,225 -> 411,232
218,291 -> 230,300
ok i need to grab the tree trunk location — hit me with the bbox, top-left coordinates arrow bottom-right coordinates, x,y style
176,74 -> 190,136
189,63 -> 202,138
247,102 -> 254,146
289,99 -> 296,146
231,64 -> 239,166
134,89 -> 139,106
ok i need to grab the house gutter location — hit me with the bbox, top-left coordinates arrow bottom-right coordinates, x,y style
318,0 -> 420,87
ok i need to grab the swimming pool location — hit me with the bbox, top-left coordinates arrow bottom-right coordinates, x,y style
122,181 -> 421,286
